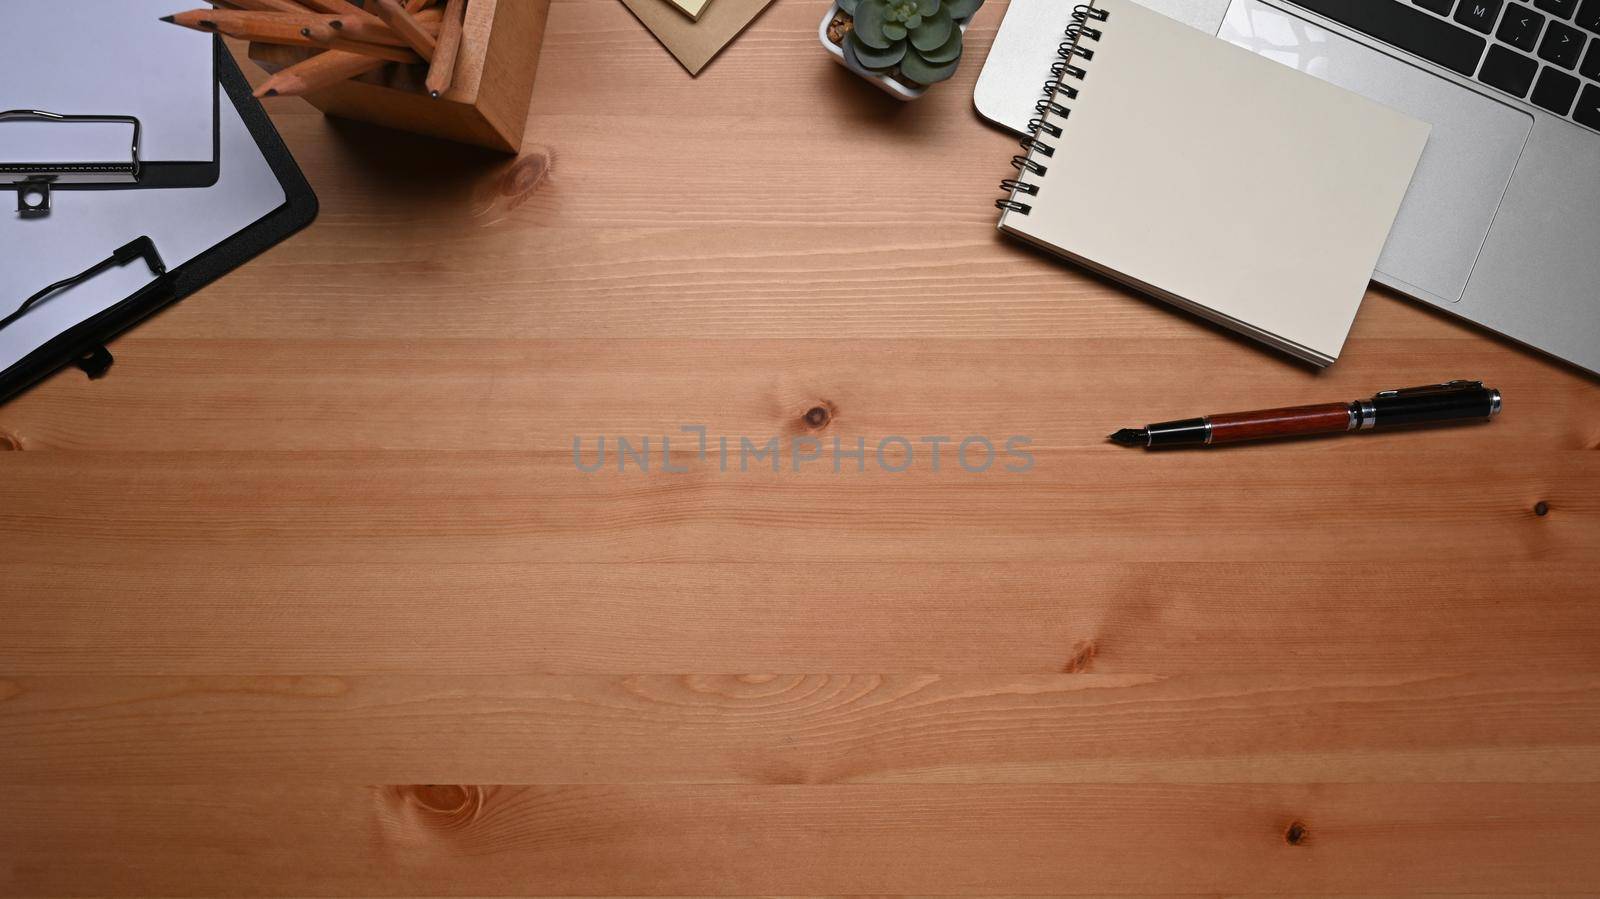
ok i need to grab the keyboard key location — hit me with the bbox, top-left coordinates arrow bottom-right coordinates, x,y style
1480,43 -> 1542,93
1536,0 -> 1577,16
1531,65 -> 1582,111
1457,0 -> 1504,31
1285,0 -> 1488,75
1583,34 -> 1600,76
1576,83 -> 1600,127
1539,20 -> 1586,64
1415,0 -> 1455,11
1579,0 -> 1600,30
1498,3 -> 1547,48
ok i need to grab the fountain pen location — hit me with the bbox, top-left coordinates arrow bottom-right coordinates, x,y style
1109,380 -> 1502,448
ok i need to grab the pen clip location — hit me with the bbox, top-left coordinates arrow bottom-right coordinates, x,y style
1374,380 -> 1483,399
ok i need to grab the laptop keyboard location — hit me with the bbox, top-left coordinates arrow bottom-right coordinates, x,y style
1285,0 -> 1600,133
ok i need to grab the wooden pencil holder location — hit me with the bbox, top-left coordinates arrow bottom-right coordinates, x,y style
247,0 -> 549,153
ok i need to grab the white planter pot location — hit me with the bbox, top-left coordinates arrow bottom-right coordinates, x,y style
819,2 -> 970,102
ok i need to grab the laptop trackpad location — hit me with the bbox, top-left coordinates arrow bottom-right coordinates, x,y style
1218,0 -> 1532,304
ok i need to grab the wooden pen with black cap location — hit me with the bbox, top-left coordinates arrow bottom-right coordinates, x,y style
1109,380 -> 1502,448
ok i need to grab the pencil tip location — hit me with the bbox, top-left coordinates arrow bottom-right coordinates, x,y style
159,14 -> 175,22
1107,428 -> 1147,447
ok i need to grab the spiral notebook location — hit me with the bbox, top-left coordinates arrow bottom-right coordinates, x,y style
992,0 -> 1430,366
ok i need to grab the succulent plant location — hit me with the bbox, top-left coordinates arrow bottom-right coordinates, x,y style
840,0 -> 984,85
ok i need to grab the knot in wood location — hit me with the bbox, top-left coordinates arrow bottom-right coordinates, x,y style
404,784 -> 484,829
803,403 -> 833,429
502,149 -> 550,199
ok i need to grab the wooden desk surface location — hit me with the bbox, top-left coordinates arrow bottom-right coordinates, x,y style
4,1 -> 1600,894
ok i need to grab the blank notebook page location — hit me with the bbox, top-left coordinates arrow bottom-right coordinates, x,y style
998,0 -> 1429,365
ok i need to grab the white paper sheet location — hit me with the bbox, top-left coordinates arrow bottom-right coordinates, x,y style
0,93 -> 287,375
0,0 -> 215,165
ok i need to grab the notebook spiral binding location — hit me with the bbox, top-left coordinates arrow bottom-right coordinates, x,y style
995,3 -> 1110,214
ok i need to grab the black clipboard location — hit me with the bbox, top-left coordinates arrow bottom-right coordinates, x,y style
0,44 -> 317,406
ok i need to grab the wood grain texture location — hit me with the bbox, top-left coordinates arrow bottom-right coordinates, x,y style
6,673 -> 1600,785
6,561 -> 1599,676
2,1 -> 1599,895
1,338 -> 1596,451
1,450 -> 1592,567
6,784 -> 1600,895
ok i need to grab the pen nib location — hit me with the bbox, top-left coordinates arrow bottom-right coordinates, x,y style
1108,428 -> 1147,447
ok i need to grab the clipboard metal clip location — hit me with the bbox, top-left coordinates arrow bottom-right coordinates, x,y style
0,235 -> 169,338
1,110 -> 144,218
17,179 -> 51,218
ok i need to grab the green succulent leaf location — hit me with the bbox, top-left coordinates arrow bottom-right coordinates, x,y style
882,20 -> 907,40
843,38 -> 870,72
851,0 -> 892,47
838,0 -> 860,15
899,50 -> 961,84
917,0 -> 940,14
909,7 -> 952,51
847,30 -> 908,69
905,12 -> 922,28
919,27 -> 962,64
942,0 -> 983,19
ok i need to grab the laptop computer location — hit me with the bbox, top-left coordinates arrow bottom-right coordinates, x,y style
976,0 -> 1600,375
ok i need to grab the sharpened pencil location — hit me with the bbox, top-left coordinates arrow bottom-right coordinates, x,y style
163,9 -> 338,41
371,0 -> 437,61
294,0 -> 376,20
211,0 -> 307,12
253,48 -> 390,98
425,0 -> 466,98
161,9 -> 421,63
304,34 -> 431,62
312,14 -> 420,46
206,8 -> 440,46
251,6 -> 444,98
